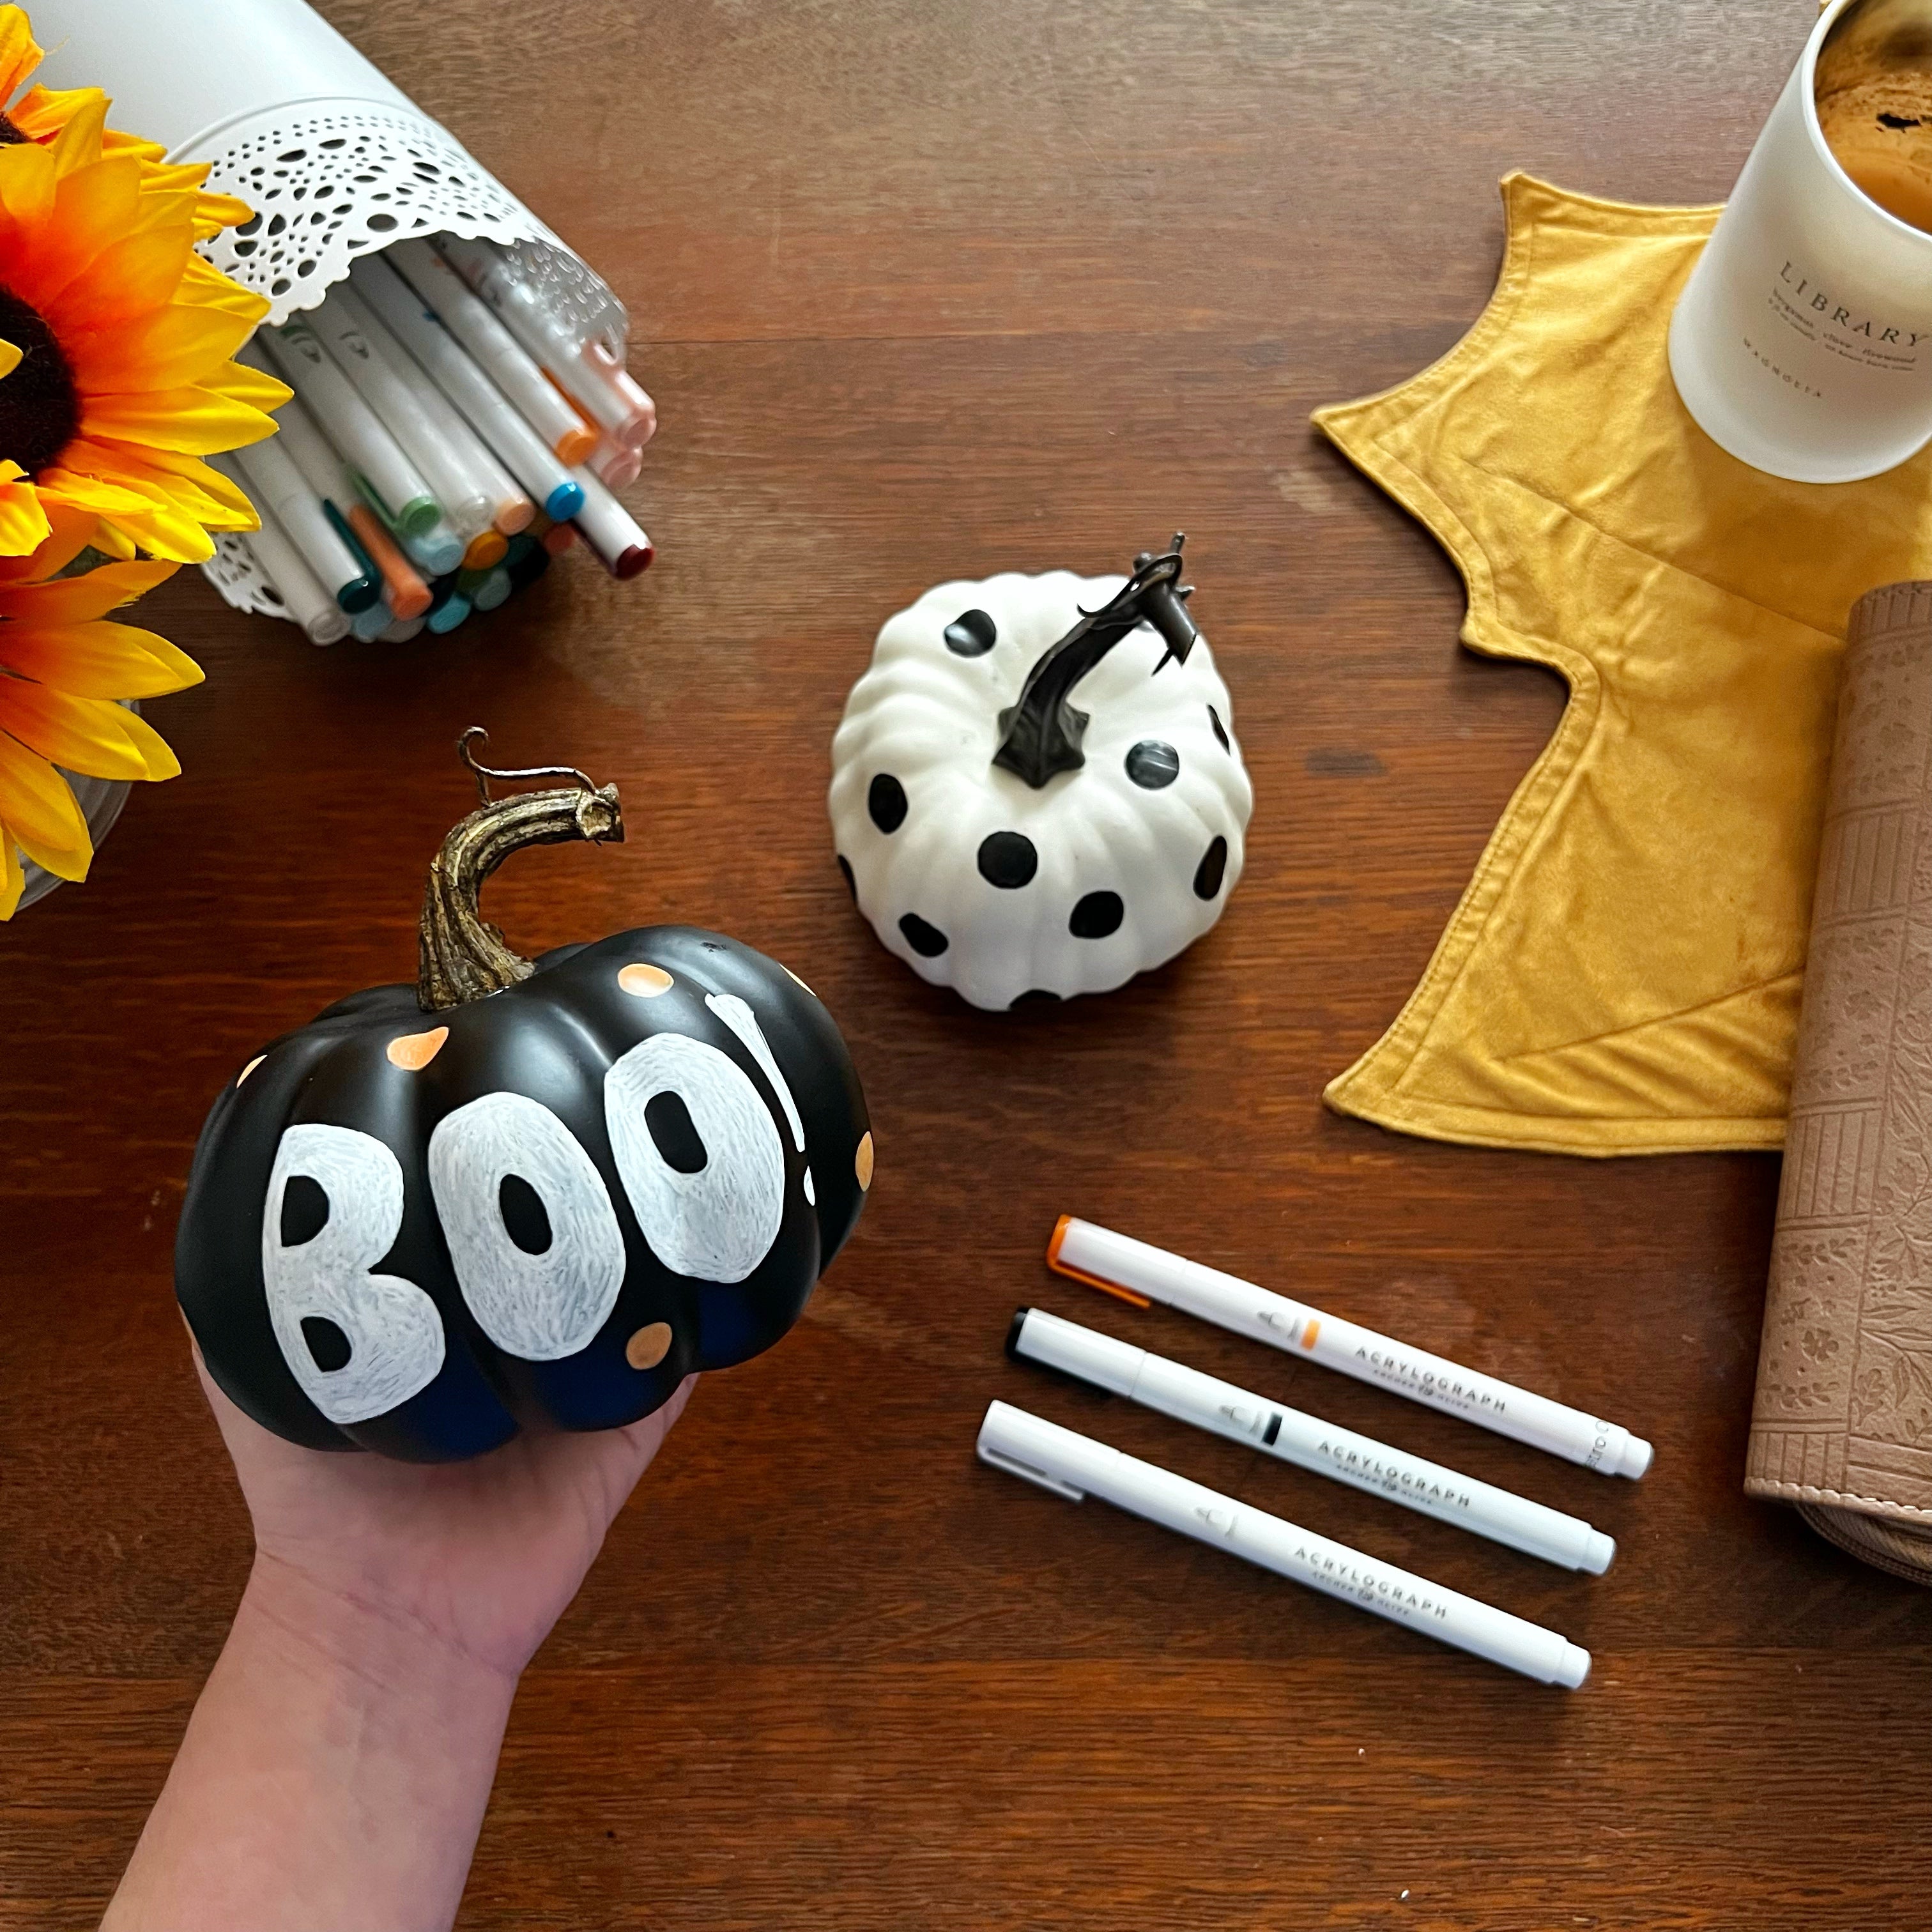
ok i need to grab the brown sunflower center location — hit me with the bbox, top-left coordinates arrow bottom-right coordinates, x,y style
0,114 -> 27,146
0,284 -> 80,477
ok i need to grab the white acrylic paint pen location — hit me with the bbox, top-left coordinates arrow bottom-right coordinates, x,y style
305,286 -> 496,540
385,238 -> 599,466
348,254 -> 586,526
977,1402 -> 1591,1688
1048,1218 -> 1652,1480
1008,1308 -> 1614,1573
259,316 -> 440,539
209,459 -> 348,647
437,233 -> 656,451
569,462 -> 652,579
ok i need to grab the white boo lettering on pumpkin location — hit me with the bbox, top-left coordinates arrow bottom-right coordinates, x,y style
260,1006 -> 811,1418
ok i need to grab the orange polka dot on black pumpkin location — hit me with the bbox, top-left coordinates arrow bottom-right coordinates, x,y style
1125,740 -> 1179,789
1194,834 -> 1229,900
944,609 -> 997,656
1208,704 -> 1230,753
868,774 -> 908,833
900,912 -> 949,956
1070,891 -> 1124,939
977,830 -> 1038,888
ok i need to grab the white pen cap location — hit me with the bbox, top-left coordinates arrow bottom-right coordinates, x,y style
1005,1307 -> 1144,1396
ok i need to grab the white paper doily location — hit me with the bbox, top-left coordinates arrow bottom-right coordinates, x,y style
205,530 -> 290,620
191,102 -> 629,622
193,100 -> 622,341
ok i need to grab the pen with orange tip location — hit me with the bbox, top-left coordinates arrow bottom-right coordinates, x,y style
1047,1217 -> 1653,1479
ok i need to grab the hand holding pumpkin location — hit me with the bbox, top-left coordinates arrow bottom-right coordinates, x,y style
193,1339 -> 698,1680
104,1340 -> 695,1932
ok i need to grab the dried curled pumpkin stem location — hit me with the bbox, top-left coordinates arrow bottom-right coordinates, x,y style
417,730 -> 625,1011
990,534 -> 1202,790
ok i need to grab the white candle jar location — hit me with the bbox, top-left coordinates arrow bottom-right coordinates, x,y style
1670,0 -> 1932,482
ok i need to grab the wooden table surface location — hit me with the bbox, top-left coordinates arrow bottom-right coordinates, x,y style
8,2 -> 1931,1926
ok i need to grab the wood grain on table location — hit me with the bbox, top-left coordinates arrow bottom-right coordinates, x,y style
6,3 -> 1928,1927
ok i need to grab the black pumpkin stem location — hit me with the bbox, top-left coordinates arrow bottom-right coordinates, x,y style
417,730 -> 625,1011
990,534 -> 1200,790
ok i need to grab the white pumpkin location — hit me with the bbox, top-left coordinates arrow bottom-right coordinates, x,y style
828,538 -> 1252,1010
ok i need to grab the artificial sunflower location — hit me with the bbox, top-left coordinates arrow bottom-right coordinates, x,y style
0,3 -> 289,565
0,502 -> 197,915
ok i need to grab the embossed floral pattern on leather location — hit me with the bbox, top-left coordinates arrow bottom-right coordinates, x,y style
1750,583 -> 1932,1581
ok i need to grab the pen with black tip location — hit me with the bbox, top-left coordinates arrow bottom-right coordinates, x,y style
1009,1307 -> 1615,1573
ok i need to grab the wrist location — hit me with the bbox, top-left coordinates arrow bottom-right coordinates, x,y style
106,1561 -> 519,1930
238,1552 -> 525,1712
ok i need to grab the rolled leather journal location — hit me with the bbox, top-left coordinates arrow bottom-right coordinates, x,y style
1748,580 -> 1932,1583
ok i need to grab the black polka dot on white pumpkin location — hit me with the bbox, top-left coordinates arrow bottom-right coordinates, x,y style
900,912 -> 949,956
944,609 -> 997,656
1124,740 -> 1179,789
1069,891 -> 1124,939
977,831 -> 1038,889
1208,704 -> 1230,752
837,855 -> 857,901
868,774 -> 908,834
1194,835 -> 1229,900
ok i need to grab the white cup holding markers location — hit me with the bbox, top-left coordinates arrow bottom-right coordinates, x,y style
222,235 -> 656,645
979,1218 -> 1653,1690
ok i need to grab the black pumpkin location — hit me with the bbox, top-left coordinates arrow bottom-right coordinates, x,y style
176,739 -> 873,1462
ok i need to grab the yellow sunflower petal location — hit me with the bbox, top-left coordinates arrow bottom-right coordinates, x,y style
8,82 -> 96,142
10,812 -> 89,880
43,220 -> 194,333
80,383 -> 280,456
0,618 -> 202,698
0,6 -> 43,103
15,154 -> 145,309
58,436 -> 258,534
32,464 -> 214,562
0,726 -> 91,870
178,255 -> 270,321
64,300 -> 259,395
30,466 -> 155,520
191,192 -> 254,239
0,558 -> 175,622
98,124 -> 167,165
205,356 -> 293,413
46,89 -> 106,177
0,471 -> 50,557
0,337 -> 19,381
68,438 -> 256,528
0,136 -> 56,235
0,827 -> 24,920
0,680 -> 178,782
87,518 -> 136,560
0,498 -> 94,583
